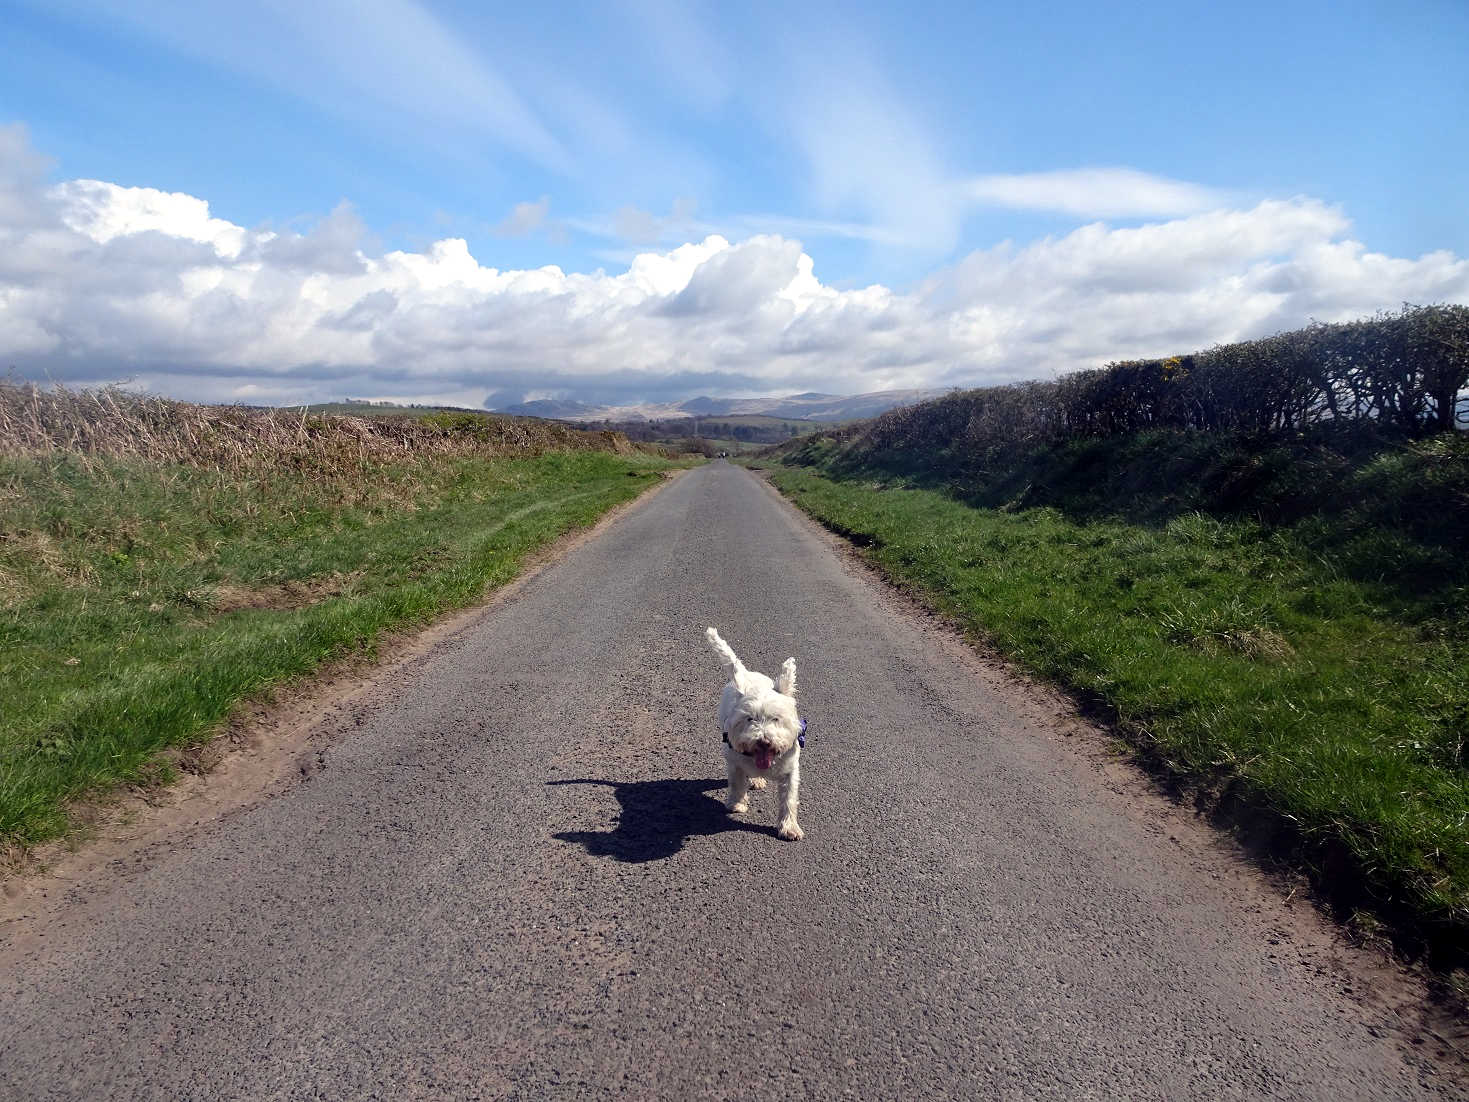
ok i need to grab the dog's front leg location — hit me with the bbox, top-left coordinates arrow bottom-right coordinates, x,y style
775,758 -> 803,840
726,758 -> 752,813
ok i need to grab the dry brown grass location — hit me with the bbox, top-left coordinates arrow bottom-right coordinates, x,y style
0,382 -> 656,595
203,573 -> 362,613
0,381 -> 638,473
3,391 -> 675,851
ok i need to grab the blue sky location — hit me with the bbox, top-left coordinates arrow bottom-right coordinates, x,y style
2,0 -> 1466,409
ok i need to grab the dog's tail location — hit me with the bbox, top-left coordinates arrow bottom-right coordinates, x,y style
705,627 -> 745,676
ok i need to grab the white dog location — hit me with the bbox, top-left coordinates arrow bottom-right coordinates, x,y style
705,627 -> 804,841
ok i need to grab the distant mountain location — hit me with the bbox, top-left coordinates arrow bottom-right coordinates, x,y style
676,396 -> 734,415
491,387 -> 951,424
738,389 -> 950,422
495,398 -> 604,419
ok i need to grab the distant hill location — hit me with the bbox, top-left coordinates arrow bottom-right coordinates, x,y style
492,398 -> 604,419
566,412 -> 820,451
491,388 -> 952,424
304,400 -> 486,419
750,389 -> 954,422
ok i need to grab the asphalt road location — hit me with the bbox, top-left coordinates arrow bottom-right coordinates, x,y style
2,460 -> 1462,1100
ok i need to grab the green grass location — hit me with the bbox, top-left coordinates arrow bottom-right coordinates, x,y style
1,449 -> 675,845
767,463 -> 1469,952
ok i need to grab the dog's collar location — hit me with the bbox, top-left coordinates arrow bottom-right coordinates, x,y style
722,718 -> 806,752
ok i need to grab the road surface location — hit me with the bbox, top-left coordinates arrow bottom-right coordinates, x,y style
1,461 -> 1461,1099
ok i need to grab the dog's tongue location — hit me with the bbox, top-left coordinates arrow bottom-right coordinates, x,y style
755,747 -> 774,771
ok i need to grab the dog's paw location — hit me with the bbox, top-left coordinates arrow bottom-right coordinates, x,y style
727,800 -> 750,814
776,821 -> 804,841
749,777 -> 767,790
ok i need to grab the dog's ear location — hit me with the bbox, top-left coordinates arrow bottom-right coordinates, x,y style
706,627 -> 745,676
777,657 -> 797,696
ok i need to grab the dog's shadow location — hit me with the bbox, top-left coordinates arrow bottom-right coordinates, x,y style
549,777 -> 773,862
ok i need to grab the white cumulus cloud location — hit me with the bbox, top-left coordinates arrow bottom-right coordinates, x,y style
1,127 -> 1465,409
51,179 -> 250,257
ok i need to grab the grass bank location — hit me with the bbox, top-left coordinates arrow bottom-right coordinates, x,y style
1,384 -> 680,848
764,445 -> 1469,962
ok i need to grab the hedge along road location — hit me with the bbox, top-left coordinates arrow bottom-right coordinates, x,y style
1,461 -> 1461,1100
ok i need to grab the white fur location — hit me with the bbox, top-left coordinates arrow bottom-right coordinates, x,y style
705,627 -> 804,841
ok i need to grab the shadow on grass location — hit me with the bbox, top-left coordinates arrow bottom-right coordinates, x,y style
549,776 -> 773,862
796,424 -> 1469,617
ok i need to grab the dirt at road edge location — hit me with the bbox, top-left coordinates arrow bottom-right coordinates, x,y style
0,470 -> 688,952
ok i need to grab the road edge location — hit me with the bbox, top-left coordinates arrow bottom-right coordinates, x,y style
0,468 -> 690,940
745,463 -> 1469,1068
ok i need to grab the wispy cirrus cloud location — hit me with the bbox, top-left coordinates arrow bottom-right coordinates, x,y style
31,0 -> 573,171
621,0 -> 734,112
780,50 -> 962,254
565,198 -> 703,246
492,196 -> 552,238
963,167 -> 1235,219
723,214 -> 911,247
14,0 -> 1249,261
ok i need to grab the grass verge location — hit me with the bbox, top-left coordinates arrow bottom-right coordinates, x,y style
764,462 -> 1469,963
2,447 -> 677,846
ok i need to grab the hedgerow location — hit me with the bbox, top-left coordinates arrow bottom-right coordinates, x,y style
817,305 -> 1468,473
